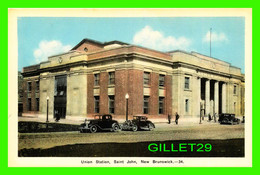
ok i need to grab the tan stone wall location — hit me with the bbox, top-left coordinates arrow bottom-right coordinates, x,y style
171,51 -> 243,78
226,80 -> 244,116
41,51 -> 87,69
39,73 -> 55,118
171,71 -> 181,115
192,75 -> 200,117
66,71 -> 87,117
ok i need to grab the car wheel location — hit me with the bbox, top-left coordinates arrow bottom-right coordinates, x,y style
148,123 -> 154,131
132,125 -> 138,132
222,118 -> 229,124
112,123 -> 120,132
89,125 -> 97,133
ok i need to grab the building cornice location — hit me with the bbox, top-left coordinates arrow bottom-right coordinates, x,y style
175,62 -> 244,81
22,49 -> 244,83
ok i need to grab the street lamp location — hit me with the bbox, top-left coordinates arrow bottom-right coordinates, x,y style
46,96 -> 49,123
125,93 -> 129,121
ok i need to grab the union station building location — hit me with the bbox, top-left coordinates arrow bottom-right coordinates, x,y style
21,38 -> 245,121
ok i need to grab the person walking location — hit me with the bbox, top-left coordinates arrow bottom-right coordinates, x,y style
208,113 -> 212,122
168,114 -> 172,124
175,112 -> 180,125
55,110 -> 60,122
214,113 -> 217,122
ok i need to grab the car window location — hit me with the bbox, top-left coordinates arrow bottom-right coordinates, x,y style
102,115 -> 111,120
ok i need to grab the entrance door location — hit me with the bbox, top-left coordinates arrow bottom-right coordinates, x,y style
54,75 -> 67,119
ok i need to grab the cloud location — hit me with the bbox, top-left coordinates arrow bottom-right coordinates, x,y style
133,26 -> 191,51
203,31 -> 228,43
33,40 -> 72,63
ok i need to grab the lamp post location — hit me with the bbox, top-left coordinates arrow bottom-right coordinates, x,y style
125,93 -> 129,121
46,96 -> 49,123
199,102 -> 202,124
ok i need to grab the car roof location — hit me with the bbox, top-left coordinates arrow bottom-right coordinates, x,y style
133,116 -> 148,120
94,114 -> 111,116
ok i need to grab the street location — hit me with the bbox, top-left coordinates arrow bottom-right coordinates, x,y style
18,122 -> 244,157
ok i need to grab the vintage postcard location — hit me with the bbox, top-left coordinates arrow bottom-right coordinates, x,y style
8,8 -> 252,167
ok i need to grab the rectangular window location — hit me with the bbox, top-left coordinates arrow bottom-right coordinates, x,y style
234,85 -> 237,94
55,76 -> 67,97
94,96 -> 100,113
27,82 -> 32,92
159,97 -> 164,114
143,96 -> 149,114
109,72 -> 115,85
159,75 -> 165,87
185,77 -> 190,89
185,99 -> 189,113
109,95 -> 115,114
36,98 -> 39,111
143,72 -> 150,85
94,73 -> 100,86
27,98 -> 31,111
36,81 -> 39,91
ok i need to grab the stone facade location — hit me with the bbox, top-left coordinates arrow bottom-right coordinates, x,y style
21,38 -> 245,120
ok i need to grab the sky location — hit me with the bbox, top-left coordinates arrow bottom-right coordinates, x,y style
18,17 -> 245,73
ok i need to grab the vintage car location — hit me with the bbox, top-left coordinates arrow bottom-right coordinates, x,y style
79,114 -> 120,133
121,115 -> 155,131
121,120 -> 138,132
218,113 -> 240,125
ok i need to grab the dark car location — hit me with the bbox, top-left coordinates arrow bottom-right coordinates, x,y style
218,113 -> 240,125
122,116 -> 155,131
79,114 -> 120,133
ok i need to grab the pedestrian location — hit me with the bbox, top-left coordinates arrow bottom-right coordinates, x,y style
175,112 -> 180,125
214,113 -> 217,122
55,110 -> 60,122
242,116 -> 245,123
208,113 -> 212,121
168,114 -> 172,124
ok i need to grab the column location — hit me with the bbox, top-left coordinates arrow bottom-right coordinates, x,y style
205,79 -> 210,116
214,81 -> 219,114
197,77 -> 201,117
222,83 -> 226,113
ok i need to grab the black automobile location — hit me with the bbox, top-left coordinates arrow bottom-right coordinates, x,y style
79,114 -> 120,133
218,113 -> 240,125
122,115 -> 155,131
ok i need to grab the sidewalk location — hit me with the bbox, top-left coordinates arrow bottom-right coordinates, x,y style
19,115 -> 243,126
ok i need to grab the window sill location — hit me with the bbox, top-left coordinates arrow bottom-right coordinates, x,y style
108,84 -> 115,88
143,85 -> 151,88
184,88 -> 192,92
